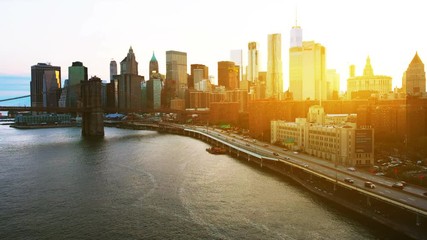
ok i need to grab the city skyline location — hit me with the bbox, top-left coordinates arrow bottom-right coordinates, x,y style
1,0 -> 426,93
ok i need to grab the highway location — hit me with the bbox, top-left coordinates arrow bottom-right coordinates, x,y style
188,125 -> 427,215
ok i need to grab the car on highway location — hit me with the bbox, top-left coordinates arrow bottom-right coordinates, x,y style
273,152 -> 279,156
303,164 -> 309,168
392,182 -> 404,190
364,181 -> 376,189
347,167 -> 356,172
293,151 -> 299,154
375,172 -> 385,176
399,181 -> 407,186
344,178 -> 354,184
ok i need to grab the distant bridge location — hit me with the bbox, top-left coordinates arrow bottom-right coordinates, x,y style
0,95 -> 30,102
0,95 -> 209,115
0,106 -> 210,115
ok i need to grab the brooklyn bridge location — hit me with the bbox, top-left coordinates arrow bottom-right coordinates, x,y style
0,78 -> 209,137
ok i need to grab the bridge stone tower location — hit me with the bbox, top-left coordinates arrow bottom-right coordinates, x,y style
81,76 -> 104,137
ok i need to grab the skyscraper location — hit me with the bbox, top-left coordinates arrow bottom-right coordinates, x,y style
326,69 -> 340,100
301,41 -> 326,101
190,64 -> 209,90
290,38 -> 326,101
30,63 -> 61,108
116,47 -> 144,110
289,23 -> 303,100
110,59 -> 117,81
165,50 -> 187,101
67,61 -> 88,108
149,52 -> 159,79
266,33 -> 283,99
402,52 -> 426,95
230,49 -> 243,81
247,42 -> 259,83
218,61 -> 239,90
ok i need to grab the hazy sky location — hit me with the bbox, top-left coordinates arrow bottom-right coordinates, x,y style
1,0 -> 426,92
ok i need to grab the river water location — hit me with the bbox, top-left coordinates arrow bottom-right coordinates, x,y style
0,125 -> 403,239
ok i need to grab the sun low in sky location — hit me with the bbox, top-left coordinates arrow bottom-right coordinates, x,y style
0,0 -> 426,92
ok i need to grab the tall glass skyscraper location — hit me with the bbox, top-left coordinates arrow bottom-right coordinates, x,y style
67,61 -> 88,108
247,42 -> 259,83
166,50 -> 187,98
266,33 -> 283,99
289,23 -> 303,100
31,63 -> 61,108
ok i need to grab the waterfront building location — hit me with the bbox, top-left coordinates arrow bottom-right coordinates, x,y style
165,50 -> 187,102
225,89 -> 248,113
218,61 -> 239,90
247,42 -> 259,84
30,63 -> 61,108
266,33 -> 283,99
188,90 -> 210,109
110,59 -> 117,81
149,52 -> 159,79
402,52 -> 426,96
209,102 -> 240,125
347,56 -> 392,99
116,47 -> 144,111
67,61 -> 88,108
170,98 -> 185,110
271,105 -> 374,167
14,114 -> 71,126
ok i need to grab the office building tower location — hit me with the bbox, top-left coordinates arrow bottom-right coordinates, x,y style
302,41 -> 326,101
247,42 -> 259,83
30,63 -> 61,108
58,79 -> 69,108
347,56 -> 392,99
290,23 -> 302,48
289,22 -> 303,100
116,46 -> 144,110
218,61 -> 239,90
266,33 -> 283,99
67,61 -> 88,108
190,64 -> 209,90
165,50 -> 187,103
230,49 -> 243,81
402,52 -> 426,95
121,46 -> 138,75
290,39 -> 326,101
326,69 -> 340,100
110,59 -> 117,81
149,52 -> 159,79
147,78 -> 162,109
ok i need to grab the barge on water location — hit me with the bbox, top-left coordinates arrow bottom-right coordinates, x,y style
206,146 -> 227,154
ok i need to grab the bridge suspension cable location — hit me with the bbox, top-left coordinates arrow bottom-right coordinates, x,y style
0,95 -> 30,102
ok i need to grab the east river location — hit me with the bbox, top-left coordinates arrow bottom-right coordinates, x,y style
0,125 -> 406,239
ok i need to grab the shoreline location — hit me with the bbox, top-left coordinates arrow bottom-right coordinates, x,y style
10,124 -> 77,129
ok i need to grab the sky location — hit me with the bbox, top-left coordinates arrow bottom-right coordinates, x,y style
1,0 -> 426,98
